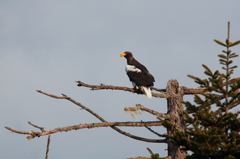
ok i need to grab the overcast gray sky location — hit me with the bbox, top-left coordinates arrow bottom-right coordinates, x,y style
1,1 -> 240,159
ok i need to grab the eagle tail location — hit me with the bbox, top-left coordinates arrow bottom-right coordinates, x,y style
140,86 -> 152,99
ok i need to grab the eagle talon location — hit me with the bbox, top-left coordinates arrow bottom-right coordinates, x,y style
133,88 -> 144,94
133,87 -> 139,91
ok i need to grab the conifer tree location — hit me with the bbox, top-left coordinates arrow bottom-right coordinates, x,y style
164,22 -> 240,159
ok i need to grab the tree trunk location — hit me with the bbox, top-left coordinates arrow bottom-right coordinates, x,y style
166,79 -> 186,159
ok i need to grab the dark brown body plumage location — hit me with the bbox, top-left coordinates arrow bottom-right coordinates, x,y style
120,51 -> 155,98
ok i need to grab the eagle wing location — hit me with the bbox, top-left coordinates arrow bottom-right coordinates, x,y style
126,64 -> 154,87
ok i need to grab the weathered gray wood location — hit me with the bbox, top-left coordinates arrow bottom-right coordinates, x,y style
166,79 -> 186,159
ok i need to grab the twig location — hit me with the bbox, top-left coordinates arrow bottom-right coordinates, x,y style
28,121 -> 45,132
5,127 -> 40,139
124,104 -> 170,119
143,121 -> 166,138
75,81 -> 169,98
138,104 -> 170,119
5,127 -> 37,135
45,135 -> 51,159
36,90 -> 66,99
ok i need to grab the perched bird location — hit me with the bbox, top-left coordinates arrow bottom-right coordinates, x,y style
120,51 -> 155,99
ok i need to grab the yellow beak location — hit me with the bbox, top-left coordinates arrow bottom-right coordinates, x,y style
120,52 -> 126,57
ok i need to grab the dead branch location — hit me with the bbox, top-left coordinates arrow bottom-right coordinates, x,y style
151,87 -> 166,93
75,80 -> 220,97
28,121 -> 45,132
5,127 -> 38,136
144,123 -> 166,138
75,80 -> 215,98
5,121 -> 164,142
75,81 -> 169,98
124,104 -> 170,119
166,79 -> 187,158
183,77 -> 240,95
45,135 -> 51,159
34,90 -> 165,143
75,78 -> 239,98
182,86 -> 207,94
137,104 -> 170,119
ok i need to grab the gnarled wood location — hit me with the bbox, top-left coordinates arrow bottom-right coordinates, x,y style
166,80 -> 186,159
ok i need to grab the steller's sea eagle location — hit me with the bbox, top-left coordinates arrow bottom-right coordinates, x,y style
120,51 -> 155,99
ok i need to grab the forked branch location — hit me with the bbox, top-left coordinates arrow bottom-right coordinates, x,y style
76,81 -> 169,98
5,121 -> 163,141
124,104 -> 170,119
76,80 -> 237,97
7,90 -> 165,143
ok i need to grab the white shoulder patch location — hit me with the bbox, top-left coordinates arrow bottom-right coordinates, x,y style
125,65 -> 141,73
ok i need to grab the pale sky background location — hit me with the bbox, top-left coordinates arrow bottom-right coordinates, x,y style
1,1 -> 240,159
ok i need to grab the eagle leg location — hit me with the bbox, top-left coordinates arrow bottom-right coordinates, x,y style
133,86 -> 139,91
132,82 -> 139,91
133,86 -> 145,95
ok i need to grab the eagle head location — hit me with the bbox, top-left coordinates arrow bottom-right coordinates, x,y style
120,51 -> 133,59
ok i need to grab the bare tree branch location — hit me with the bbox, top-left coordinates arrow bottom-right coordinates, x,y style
28,121 -> 45,132
33,90 -> 165,143
5,127 -> 38,136
75,80 -> 236,98
182,77 -> 240,95
75,81 -> 169,98
182,86 -> 207,94
36,90 -> 66,99
45,135 -> 51,159
75,80 -> 232,99
5,121 -> 164,142
124,104 -> 170,119
76,78 -> 240,98
151,87 -> 166,93
144,122 -> 166,138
